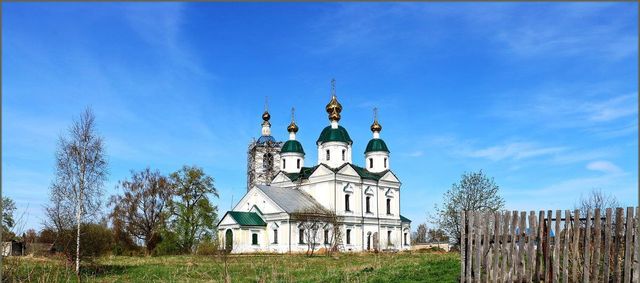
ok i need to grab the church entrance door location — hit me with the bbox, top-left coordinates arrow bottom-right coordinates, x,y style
225,229 -> 233,252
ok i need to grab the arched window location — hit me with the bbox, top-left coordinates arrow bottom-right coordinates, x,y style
297,159 -> 300,169
282,159 -> 286,169
346,229 -> 352,244
342,149 -> 346,161
326,150 -> 330,161
345,194 -> 351,212
386,198 -> 391,214
324,229 -> 330,244
384,158 -> 387,168
369,158 -> 373,169
366,196 -> 371,213
273,229 -> 278,244
387,231 -> 392,245
299,229 -> 305,244
263,153 -> 273,169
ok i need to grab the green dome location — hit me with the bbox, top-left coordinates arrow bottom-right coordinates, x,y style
364,138 -> 389,153
281,140 -> 305,154
317,125 -> 353,144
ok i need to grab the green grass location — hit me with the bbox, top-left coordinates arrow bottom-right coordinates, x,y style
3,251 -> 460,282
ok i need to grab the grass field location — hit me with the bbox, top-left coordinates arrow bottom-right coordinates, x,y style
3,251 -> 460,282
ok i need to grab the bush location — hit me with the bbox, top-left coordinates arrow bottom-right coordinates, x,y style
196,239 -> 220,255
153,230 -> 182,256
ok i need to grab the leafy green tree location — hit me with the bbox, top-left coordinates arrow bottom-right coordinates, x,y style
435,170 -> 504,245
2,197 -> 16,232
169,165 -> 218,253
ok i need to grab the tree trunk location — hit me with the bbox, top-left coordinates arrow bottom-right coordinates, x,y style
76,187 -> 82,275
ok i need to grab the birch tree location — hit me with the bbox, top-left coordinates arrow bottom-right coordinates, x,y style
49,108 -> 108,274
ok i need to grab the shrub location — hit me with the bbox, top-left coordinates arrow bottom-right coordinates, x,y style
196,239 -> 220,255
153,230 -> 182,256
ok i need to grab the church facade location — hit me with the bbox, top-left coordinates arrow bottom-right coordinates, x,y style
217,83 -> 411,253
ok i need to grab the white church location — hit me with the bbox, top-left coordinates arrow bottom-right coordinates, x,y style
217,82 -> 411,253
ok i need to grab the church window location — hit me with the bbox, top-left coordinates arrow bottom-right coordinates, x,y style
386,198 -> 391,214
387,231 -> 392,245
404,233 -> 408,246
273,229 -> 278,244
345,194 -> 351,212
346,229 -> 351,244
252,233 -> 259,245
324,229 -> 329,244
342,149 -> 345,161
263,153 -> 273,169
366,196 -> 371,213
297,159 -> 300,169
369,158 -> 373,168
282,159 -> 286,169
326,150 -> 330,161
384,158 -> 387,168
299,229 -> 305,244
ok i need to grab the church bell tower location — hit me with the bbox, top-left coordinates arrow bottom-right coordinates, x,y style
246,99 -> 282,191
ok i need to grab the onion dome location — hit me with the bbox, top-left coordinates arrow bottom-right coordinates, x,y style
287,121 -> 299,133
364,139 -> 389,153
325,79 -> 342,121
281,140 -> 305,154
317,125 -> 353,144
262,110 -> 271,121
371,119 -> 382,132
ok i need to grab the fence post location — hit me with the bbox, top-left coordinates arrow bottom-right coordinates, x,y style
594,208 -> 602,282
584,209 -> 592,283
615,208 -> 624,283
563,210 -> 570,283
605,208 -> 613,283
553,210 -> 560,283
573,209 -> 580,283
624,207 -> 634,282
474,212 -> 481,283
461,211 -> 466,283
466,211 -> 474,283
492,211 -> 500,283
536,210 -> 544,282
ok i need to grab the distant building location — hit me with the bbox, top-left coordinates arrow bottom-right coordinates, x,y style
218,81 -> 411,253
2,240 -> 25,256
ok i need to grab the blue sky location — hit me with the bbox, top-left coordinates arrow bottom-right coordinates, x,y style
3,2 -> 638,231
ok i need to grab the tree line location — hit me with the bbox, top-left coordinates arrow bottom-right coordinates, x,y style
1,108 -> 220,275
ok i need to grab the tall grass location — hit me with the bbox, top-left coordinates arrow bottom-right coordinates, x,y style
3,251 -> 459,282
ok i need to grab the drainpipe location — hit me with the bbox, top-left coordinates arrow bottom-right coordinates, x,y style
376,180 -> 380,251
288,215 -> 291,254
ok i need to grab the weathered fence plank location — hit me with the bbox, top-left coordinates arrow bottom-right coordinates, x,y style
573,209 -> 580,283
615,208 -> 624,283
634,207 -> 639,283
511,211 -> 518,282
625,207 -> 634,282
492,212 -> 500,283
528,211 -> 536,283
562,210 -> 570,283
461,211 -> 466,283
553,210 -> 560,283
593,208 -> 602,282
544,210 -> 552,283
605,208 -> 613,283
474,212 -> 482,283
466,211 -> 473,283
536,210 -> 543,282
584,209 -> 592,283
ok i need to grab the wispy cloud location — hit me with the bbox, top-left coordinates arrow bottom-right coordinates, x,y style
463,142 -> 566,161
586,160 -> 624,175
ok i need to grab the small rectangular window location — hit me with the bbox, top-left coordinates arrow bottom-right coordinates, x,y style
384,158 -> 387,168
386,198 -> 391,214
387,231 -> 392,245
297,159 -> 300,169
283,159 -> 286,169
346,229 -> 351,245
252,233 -> 258,245
324,229 -> 329,244
369,158 -> 373,168
404,233 -> 407,245
273,229 -> 278,244
299,229 -> 305,244
366,196 -> 371,213
342,150 -> 345,161
345,194 -> 350,212
326,150 -> 330,161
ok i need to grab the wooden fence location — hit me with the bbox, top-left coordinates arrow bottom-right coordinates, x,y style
460,207 -> 640,282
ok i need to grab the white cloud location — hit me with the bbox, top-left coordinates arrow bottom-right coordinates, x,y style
586,160 -> 624,175
408,151 -> 424,157
465,142 -> 566,161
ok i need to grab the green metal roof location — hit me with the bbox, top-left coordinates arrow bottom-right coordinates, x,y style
281,140 -> 305,154
227,211 -> 266,226
317,125 -> 353,144
285,165 -> 319,182
400,215 -> 411,223
350,164 -> 386,181
364,138 -> 390,153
